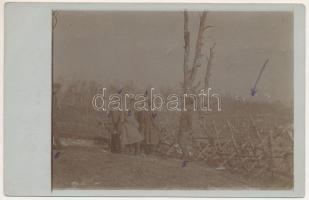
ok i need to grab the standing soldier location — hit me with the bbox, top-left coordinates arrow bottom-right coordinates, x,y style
136,90 -> 160,154
108,110 -> 122,153
121,98 -> 144,155
108,88 -> 124,153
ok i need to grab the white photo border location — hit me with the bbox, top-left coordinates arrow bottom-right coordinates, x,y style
3,2 -> 305,197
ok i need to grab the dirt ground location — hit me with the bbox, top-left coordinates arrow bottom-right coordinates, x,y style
52,147 -> 290,190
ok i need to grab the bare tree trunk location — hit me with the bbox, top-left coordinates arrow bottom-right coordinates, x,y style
183,10 -> 190,92
189,11 -> 208,87
204,43 -> 216,89
178,11 -> 211,160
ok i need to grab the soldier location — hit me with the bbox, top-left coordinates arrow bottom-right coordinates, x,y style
121,98 -> 144,155
136,90 -> 160,154
108,88 -> 124,153
108,110 -> 122,153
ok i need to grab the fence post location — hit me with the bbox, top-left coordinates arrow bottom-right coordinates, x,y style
268,130 -> 274,181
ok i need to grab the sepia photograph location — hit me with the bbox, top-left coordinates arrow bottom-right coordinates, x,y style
51,10 -> 294,190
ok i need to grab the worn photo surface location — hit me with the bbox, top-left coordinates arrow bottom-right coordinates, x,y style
52,11 -> 293,189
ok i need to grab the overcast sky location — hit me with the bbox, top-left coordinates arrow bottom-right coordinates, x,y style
53,11 -> 293,106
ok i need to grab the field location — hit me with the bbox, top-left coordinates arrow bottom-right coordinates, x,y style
53,147 -> 291,189
52,83 -> 293,189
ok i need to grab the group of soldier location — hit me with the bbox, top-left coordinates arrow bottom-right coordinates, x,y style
107,94 -> 160,155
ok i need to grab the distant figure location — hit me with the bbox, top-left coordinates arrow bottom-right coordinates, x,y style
109,110 -> 122,153
121,98 -> 144,155
108,88 -> 124,153
136,91 -> 160,154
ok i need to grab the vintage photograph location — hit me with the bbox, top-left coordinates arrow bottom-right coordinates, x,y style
52,11 -> 293,189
